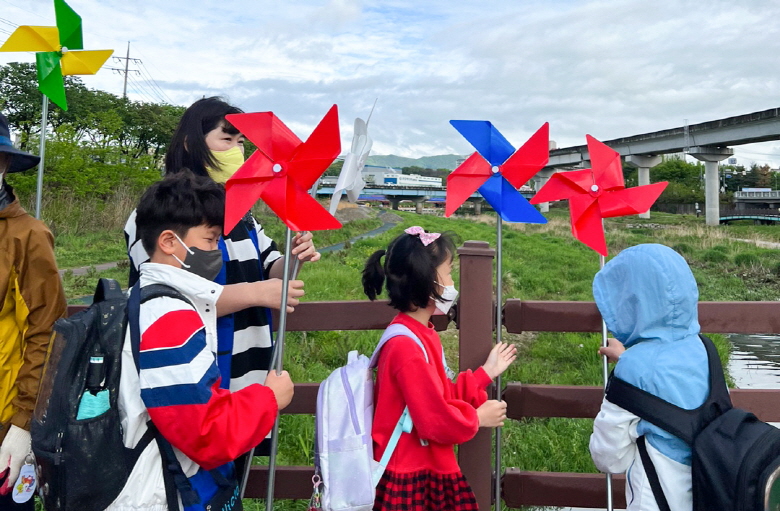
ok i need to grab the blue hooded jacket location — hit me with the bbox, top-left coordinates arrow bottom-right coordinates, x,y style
593,243 -> 709,465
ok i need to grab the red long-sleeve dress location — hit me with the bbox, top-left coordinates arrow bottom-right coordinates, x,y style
372,313 -> 493,510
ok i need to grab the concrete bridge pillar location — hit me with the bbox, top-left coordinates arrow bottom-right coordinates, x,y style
413,196 -> 429,215
388,198 -> 400,210
466,198 -> 483,215
689,146 -> 734,226
625,155 -> 662,219
533,168 -> 556,213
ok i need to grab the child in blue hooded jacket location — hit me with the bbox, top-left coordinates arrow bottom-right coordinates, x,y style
589,244 -> 709,511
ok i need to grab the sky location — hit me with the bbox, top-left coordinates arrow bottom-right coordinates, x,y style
2,0 -> 780,166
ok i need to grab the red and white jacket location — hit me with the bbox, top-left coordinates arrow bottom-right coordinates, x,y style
106,263 -> 278,511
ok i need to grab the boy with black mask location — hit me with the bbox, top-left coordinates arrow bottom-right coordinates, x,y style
107,172 -> 293,511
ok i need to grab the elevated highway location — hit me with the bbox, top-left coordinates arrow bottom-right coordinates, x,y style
317,185 -> 533,214
539,108 -> 780,225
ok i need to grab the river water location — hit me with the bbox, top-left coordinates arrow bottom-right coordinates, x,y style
728,333 -> 780,389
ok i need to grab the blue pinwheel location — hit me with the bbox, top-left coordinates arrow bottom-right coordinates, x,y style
445,121 -> 549,222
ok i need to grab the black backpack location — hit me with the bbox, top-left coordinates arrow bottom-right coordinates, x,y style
31,279 -> 197,511
606,335 -> 780,511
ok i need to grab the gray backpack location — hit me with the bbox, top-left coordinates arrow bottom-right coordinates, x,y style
314,324 -> 452,511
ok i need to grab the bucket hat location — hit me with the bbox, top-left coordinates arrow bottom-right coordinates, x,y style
0,113 -> 40,173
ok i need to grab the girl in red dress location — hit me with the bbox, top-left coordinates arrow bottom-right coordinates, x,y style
363,226 -> 516,511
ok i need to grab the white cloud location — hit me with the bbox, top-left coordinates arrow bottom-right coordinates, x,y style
2,0 -> 780,164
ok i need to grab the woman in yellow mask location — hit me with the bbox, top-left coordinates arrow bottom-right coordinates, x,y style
123,96 -> 318,457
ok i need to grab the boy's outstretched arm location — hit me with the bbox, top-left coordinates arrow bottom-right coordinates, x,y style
216,279 -> 304,315
138,297 -> 279,470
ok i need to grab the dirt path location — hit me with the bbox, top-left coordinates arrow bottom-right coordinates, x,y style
732,238 -> 780,249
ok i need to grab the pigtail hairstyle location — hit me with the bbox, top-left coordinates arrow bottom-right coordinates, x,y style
362,249 -> 387,300
362,228 -> 456,312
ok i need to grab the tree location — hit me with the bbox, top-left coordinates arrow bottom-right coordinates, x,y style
0,62 -> 42,150
324,159 -> 344,176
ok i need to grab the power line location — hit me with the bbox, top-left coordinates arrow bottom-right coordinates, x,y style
130,46 -> 175,105
127,73 -> 163,103
134,73 -> 167,104
126,74 -> 159,102
136,62 -> 173,104
3,2 -> 47,21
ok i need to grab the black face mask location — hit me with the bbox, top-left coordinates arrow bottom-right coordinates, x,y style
173,234 -> 223,281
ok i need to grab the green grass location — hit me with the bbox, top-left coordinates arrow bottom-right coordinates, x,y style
48,202 -> 778,510
55,231 -> 130,269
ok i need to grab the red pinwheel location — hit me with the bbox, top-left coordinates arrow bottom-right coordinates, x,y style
530,135 -> 668,256
223,105 -> 342,234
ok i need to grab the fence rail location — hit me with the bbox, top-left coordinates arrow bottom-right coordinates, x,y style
65,240 -> 780,509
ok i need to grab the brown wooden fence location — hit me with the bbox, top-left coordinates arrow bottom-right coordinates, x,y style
68,240 -> 780,509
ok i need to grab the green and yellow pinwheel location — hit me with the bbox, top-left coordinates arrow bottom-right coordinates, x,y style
0,0 -> 113,110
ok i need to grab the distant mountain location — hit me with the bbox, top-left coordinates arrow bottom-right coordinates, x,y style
366,154 -> 466,171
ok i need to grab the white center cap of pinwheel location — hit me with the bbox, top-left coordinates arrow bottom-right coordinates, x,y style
61,47 -> 69,54
272,163 -> 283,173
591,184 -> 599,192
491,166 -> 500,174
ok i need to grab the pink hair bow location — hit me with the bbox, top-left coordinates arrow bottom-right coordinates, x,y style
405,226 -> 441,246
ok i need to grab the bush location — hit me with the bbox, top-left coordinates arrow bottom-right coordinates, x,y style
701,249 -> 729,263
672,243 -> 692,255
734,253 -> 760,267
710,244 -> 731,253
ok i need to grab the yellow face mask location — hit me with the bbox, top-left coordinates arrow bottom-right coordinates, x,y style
206,146 -> 245,183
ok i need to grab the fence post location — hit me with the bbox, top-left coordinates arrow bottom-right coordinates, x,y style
457,240 -> 496,511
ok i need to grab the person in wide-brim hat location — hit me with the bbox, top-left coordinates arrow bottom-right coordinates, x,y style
0,113 -> 40,173
0,111 -> 65,510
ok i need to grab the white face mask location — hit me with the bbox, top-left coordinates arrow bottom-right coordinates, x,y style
434,284 -> 458,314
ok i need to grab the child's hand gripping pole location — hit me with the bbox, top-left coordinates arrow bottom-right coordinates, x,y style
265,227 -> 296,510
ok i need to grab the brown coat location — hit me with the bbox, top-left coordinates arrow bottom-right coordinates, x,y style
0,191 -> 65,444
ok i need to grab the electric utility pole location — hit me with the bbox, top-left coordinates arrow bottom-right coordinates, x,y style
107,42 -> 141,98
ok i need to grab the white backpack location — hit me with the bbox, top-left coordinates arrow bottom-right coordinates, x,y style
315,324 -> 453,511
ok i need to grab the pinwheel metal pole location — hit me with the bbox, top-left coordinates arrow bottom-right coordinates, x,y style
289,183 -> 320,280
600,251 -> 613,511
265,227 -> 295,510
34,96 -> 49,219
494,216 -> 503,510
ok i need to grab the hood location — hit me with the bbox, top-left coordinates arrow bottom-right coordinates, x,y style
593,243 -> 700,347
0,184 -> 23,218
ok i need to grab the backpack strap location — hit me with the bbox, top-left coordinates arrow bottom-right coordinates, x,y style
127,282 -> 202,508
369,323 -> 445,486
369,324 -> 429,367
372,407 -> 413,486
604,335 -> 730,445
636,436 -> 672,511
369,323 -> 452,373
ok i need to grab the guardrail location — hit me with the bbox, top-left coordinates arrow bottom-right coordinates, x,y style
66,241 -> 780,509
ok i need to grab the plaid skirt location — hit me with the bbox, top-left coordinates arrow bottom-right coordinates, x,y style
373,470 -> 479,511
